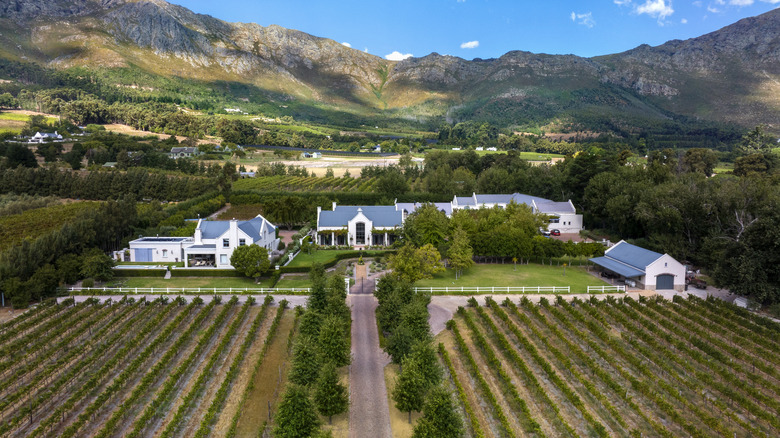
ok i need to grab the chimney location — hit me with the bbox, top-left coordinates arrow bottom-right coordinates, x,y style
332,201 -> 337,211
194,219 -> 203,244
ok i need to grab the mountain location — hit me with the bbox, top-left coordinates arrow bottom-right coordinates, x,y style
1,0 -> 779,132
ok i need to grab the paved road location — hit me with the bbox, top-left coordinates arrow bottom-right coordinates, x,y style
348,277 -> 392,438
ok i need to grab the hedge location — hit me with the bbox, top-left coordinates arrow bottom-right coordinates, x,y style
170,269 -> 244,278
114,269 -> 167,277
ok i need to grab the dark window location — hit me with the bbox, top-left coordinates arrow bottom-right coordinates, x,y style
239,238 -> 246,246
356,222 -> 365,245
223,238 -> 230,248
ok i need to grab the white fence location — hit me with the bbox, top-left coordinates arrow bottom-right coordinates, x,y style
587,285 -> 626,293
67,287 -> 310,295
414,286 -> 571,295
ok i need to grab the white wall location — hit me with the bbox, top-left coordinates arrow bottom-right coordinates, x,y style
129,240 -> 189,262
645,254 -> 686,291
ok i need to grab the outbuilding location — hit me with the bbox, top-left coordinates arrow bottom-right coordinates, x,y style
590,240 -> 686,291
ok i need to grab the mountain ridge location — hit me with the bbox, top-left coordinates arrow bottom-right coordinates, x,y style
1,0 -> 779,131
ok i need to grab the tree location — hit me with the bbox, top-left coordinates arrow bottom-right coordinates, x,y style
229,244 -> 270,280
403,204 -> 449,248
375,169 -> 409,196
388,243 -> 444,284
318,315 -> 350,367
392,356 -> 428,423
289,336 -> 321,386
386,324 -> 415,365
411,385 -> 464,438
407,341 -> 442,388
681,148 -> 718,176
314,362 -> 349,424
81,252 -> 115,282
272,384 -> 322,438
447,227 -> 474,280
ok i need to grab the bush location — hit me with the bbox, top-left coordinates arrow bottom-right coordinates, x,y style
278,241 -> 286,250
82,278 -> 95,287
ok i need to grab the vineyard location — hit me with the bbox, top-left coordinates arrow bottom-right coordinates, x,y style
0,201 -> 97,252
439,295 -> 780,438
0,296 -> 297,438
233,175 -> 378,192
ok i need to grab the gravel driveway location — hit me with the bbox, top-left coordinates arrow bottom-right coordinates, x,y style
348,281 -> 392,438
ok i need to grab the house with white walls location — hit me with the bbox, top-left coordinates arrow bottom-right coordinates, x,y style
128,215 -> 279,268
315,203 -> 403,247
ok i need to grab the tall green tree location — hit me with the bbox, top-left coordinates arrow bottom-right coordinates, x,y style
289,336 -> 321,386
314,362 -> 349,425
403,204 -> 449,248
388,243 -> 444,283
229,244 -> 270,280
392,356 -> 428,423
411,385 -> 464,438
272,384 -> 322,438
447,226 -> 474,280
81,252 -> 115,282
318,315 -> 350,367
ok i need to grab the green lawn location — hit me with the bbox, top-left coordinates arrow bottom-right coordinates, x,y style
285,249 -> 375,268
415,263 -> 608,292
109,276 -> 260,289
275,275 -> 313,289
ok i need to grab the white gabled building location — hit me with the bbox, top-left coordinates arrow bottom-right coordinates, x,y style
589,240 -> 686,291
129,215 -> 279,268
31,131 -> 62,143
315,203 -> 403,247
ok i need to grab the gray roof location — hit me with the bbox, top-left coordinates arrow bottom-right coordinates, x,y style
606,241 -> 663,269
199,216 -> 275,241
187,244 -> 216,250
535,201 -> 576,214
455,196 -> 475,206
395,202 -> 453,216
170,147 -> 197,154
319,206 -> 403,228
589,256 -> 646,278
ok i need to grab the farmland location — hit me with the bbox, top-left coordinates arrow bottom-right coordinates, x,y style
0,296 -> 295,438
0,201 -> 97,252
439,295 -> 780,438
233,175 -> 378,192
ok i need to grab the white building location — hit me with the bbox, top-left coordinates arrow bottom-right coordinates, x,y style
590,240 -> 686,291
315,203 -> 402,247
316,192 -> 585,247
169,147 -> 198,159
128,215 -> 279,268
31,131 -> 62,143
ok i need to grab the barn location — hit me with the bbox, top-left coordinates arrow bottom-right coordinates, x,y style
590,240 -> 686,291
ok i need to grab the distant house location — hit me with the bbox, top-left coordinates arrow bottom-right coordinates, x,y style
31,131 -> 62,143
302,152 -> 322,159
240,171 -> 256,178
590,240 -> 686,291
451,193 -> 583,234
486,147 -> 498,151
169,147 -> 198,159
102,162 -> 117,168
129,215 -> 280,268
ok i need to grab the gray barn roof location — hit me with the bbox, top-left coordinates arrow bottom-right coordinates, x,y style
199,216 -> 275,241
590,241 -> 664,278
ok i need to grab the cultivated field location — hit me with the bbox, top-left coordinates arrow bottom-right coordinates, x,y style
0,296 -> 295,438
233,175 -> 378,192
439,295 -> 780,438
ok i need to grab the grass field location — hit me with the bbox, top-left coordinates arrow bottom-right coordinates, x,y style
416,263 -> 607,291
110,277 -> 261,289
285,249 -> 363,268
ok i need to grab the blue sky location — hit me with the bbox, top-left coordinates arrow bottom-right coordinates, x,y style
170,0 -> 779,60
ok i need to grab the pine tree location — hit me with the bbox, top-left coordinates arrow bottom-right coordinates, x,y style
411,385 -> 464,438
272,384 -> 321,438
314,362 -> 349,424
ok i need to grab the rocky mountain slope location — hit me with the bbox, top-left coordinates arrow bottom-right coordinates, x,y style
1,0 -> 779,130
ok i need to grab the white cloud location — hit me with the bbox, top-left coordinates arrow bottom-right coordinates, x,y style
341,42 -> 351,48
571,11 -> 596,27
707,5 -> 721,12
760,0 -> 780,3
635,0 -> 674,21
729,0 -> 753,5
693,1 -> 703,6
385,51 -> 413,61
681,18 -> 688,23
614,0 -> 632,4
460,40 -> 479,49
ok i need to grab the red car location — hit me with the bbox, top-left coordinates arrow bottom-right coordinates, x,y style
551,229 -> 561,236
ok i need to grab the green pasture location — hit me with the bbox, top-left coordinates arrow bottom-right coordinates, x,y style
415,263 -> 608,291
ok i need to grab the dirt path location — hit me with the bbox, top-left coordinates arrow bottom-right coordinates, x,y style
348,275 -> 392,438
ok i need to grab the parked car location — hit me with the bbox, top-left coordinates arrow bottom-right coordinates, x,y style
539,228 -> 551,237
551,229 -> 561,236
